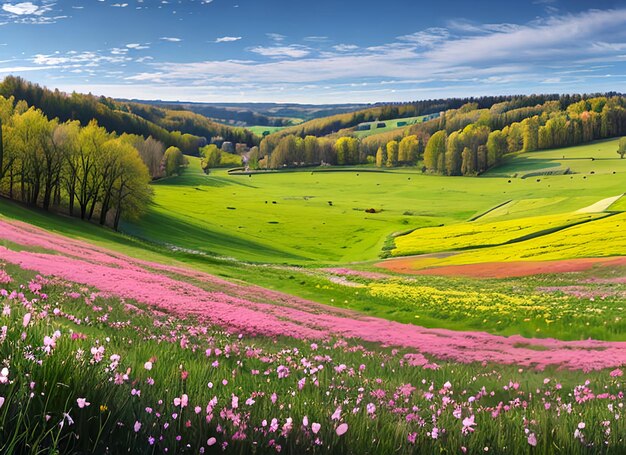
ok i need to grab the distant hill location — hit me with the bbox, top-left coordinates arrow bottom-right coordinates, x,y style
0,76 -> 258,155
133,100 -> 372,126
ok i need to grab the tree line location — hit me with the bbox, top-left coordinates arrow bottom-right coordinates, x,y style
260,93 -> 622,146
256,95 -> 626,175
420,96 -> 626,175
0,76 -> 258,156
0,95 -> 186,229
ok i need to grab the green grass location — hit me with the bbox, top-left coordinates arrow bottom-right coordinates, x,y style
486,138 -> 625,177
123,152 -> 626,264
247,125 -> 287,136
4,264 -> 626,454
608,194 -> 626,211
351,115 -> 428,138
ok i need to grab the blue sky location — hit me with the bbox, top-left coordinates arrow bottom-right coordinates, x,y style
0,0 -> 625,103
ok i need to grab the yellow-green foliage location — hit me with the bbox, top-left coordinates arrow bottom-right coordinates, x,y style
393,212 -> 604,256
219,152 -> 242,167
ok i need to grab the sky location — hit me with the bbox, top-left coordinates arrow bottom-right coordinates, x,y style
0,0 -> 625,104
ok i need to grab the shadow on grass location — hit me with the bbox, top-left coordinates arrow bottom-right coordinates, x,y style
124,208 -> 312,264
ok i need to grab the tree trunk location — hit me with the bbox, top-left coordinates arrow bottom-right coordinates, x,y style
99,193 -> 111,225
68,183 -> 75,216
113,208 -> 121,231
42,184 -> 52,210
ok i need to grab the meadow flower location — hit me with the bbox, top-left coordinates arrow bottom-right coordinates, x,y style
144,361 -> 153,370
336,423 -> 348,436
22,312 -> 31,327
207,437 -> 216,446
462,415 -> 476,435
312,423 -> 321,434
528,433 -> 537,446
76,398 -> 90,408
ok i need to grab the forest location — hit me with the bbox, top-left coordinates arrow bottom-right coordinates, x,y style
0,76 -> 258,156
0,94 -> 186,229
254,94 -> 626,175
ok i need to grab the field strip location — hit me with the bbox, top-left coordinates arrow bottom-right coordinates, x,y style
576,194 -> 624,213
467,199 -> 512,222
392,212 -> 607,257
2,218 -> 626,371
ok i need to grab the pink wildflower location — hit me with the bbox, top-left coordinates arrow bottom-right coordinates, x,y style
336,423 -> 348,436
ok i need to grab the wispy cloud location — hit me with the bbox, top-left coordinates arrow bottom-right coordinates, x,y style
248,45 -> 310,58
0,0 -> 63,24
160,37 -> 182,43
117,8 -> 626,102
266,33 -> 286,43
215,36 -> 242,43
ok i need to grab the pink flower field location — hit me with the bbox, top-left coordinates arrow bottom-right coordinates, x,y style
1,218 -> 625,372
3,219 -> 626,453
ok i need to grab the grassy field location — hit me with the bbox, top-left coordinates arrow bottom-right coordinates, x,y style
122,144 -> 626,264
485,138 -> 623,177
247,125 -> 288,136
351,115 -> 429,138
4,138 -> 626,453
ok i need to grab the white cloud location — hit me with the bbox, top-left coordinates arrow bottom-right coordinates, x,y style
3,2 -> 38,15
160,37 -> 182,42
126,43 -> 150,50
398,27 -> 450,47
333,44 -> 359,52
20,7 -> 626,104
266,33 -> 285,43
215,36 -> 241,43
0,0 -> 65,24
249,45 -> 310,58
424,9 -> 626,66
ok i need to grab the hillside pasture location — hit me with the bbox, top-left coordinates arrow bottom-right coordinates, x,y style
121,154 -> 626,264
486,138 -> 625,177
247,125 -> 287,136
351,115 -> 429,138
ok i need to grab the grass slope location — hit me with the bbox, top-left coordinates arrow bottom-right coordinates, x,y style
486,138 -> 624,177
350,115 -> 428,138
247,125 -> 288,136
124,150 -> 626,264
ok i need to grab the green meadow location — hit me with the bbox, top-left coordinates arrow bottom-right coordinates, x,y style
123,139 -> 626,266
351,115 -> 429,138
247,125 -> 287,136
